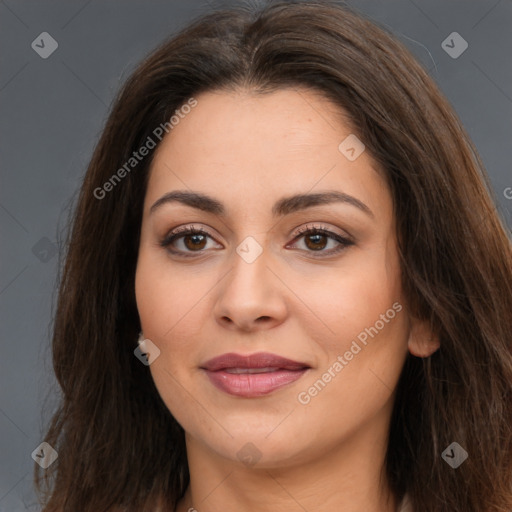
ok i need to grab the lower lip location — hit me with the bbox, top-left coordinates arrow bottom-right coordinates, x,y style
203,368 -> 309,397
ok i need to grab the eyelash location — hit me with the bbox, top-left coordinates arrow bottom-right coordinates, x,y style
159,223 -> 354,259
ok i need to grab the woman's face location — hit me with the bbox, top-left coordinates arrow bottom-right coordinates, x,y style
135,87 -> 435,469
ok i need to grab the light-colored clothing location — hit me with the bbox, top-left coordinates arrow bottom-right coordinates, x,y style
398,494 -> 413,512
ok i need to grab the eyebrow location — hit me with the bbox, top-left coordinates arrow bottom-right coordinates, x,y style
149,190 -> 374,218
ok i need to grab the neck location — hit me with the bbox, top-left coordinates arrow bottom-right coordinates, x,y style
175,411 -> 398,512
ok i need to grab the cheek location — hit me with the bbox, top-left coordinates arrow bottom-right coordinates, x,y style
134,253 -> 200,418
305,251 -> 403,353
134,248 -> 216,402
295,276 -> 407,441
135,246 -> 207,341
296,246 -> 408,410
135,253 -> 165,337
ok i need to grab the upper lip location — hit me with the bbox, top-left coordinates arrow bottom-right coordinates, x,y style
201,352 -> 310,371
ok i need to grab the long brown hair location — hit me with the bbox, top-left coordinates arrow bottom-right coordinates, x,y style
35,1 -> 512,510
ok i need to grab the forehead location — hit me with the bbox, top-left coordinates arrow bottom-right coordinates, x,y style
153,87 -> 351,162
145,88 -> 391,221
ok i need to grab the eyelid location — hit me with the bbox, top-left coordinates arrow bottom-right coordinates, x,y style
160,224 -> 217,246
160,222 -> 354,257
291,222 -> 353,242
286,224 -> 354,257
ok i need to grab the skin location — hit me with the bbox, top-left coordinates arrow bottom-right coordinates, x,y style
135,87 -> 439,512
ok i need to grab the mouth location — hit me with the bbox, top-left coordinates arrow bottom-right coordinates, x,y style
200,352 -> 311,398
222,367 -> 289,374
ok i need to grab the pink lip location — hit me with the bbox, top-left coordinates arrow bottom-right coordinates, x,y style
200,352 -> 310,398
201,352 -> 309,371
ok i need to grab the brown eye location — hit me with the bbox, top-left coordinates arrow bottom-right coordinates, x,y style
160,226 -> 219,257
289,225 -> 354,257
182,232 -> 208,251
304,232 -> 329,251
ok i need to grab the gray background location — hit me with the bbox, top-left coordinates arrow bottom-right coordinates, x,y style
1,0 -> 511,510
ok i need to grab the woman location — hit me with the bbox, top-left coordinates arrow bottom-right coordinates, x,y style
35,1 -> 512,511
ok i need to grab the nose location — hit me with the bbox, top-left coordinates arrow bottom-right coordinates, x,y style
213,242 -> 288,332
